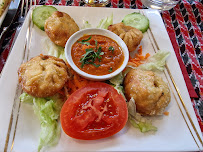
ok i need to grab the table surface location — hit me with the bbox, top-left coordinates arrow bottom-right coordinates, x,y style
0,0 -> 202,133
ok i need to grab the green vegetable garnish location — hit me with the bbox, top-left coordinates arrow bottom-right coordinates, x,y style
82,20 -> 92,29
108,67 -> 113,72
108,73 -> 126,99
139,50 -> 170,71
78,41 -> 90,46
82,36 -> 92,42
122,12 -> 149,33
127,97 -> 157,133
32,6 -> 57,31
97,13 -> 113,29
80,38 -> 104,68
19,93 -> 63,151
43,38 -> 66,61
77,36 -> 92,45
129,117 -> 157,133
95,40 -> 98,49
109,46 -> 114,53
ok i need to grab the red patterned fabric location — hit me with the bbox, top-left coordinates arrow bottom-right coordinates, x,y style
0,0 -> 202,132
162,10 -> 198,98
161,1 -> 203,132
0,32 -> 15,72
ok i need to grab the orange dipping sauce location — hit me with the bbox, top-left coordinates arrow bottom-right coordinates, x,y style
71,35 -> 124,76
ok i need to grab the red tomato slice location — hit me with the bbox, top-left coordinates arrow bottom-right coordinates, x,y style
60,82 -> 128,140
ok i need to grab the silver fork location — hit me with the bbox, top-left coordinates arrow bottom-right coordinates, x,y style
20,0 -> 37,26
19,0 -> 32,26
11,0 -> 36,48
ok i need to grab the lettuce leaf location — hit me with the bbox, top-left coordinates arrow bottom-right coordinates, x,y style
109,73 -> 126,100
97,14 -> 113,29
43,38 -> 66,61
139,50 -> 170,71
20,93 -> 63,151
82,20 -> 92,29
19,93 -> 34,104
109,72 -> 123,86
129,117 -> 157,133
128,97 -> 157,133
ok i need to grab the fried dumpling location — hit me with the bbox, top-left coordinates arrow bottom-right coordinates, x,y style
45,11 -> 79,47
18,55 -> 69,97
124,69 -> 171,115
108,23 -> 143,52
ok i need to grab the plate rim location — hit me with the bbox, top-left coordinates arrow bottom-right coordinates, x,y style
0,6 -> 202,151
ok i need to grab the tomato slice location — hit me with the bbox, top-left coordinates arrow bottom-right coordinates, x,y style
60,82 -> 128,140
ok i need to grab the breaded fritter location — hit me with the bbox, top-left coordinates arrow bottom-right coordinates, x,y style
45,11 -> 79,47
124,69 -> 170,115
18,55 -> 69,97
108,23 -> 143,52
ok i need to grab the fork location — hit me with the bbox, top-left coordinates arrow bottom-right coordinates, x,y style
11,0 -> 37,48
18,0 -> 36,27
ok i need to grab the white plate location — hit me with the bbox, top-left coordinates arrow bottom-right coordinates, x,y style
0,6 -> 202,152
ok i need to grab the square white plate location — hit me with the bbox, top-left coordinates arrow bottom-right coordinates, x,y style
0,6 -> 202,152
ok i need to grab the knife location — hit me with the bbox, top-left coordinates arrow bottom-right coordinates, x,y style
0,0 -> 21,53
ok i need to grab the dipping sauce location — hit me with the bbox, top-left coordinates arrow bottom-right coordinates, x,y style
71,35 -> 124,76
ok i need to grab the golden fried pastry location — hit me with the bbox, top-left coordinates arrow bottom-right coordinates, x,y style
124,69 -> 170,115
18,55 -> 69,98
108,23 -> 143,52
45,11 -> 79,47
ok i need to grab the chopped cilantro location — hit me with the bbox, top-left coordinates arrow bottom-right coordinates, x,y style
82,36 -> 92,42
78,41 -> 90,46
109,46 -> 114,53
80,38 -> 104,68
108,67 -> 113,72
77,36 -> 92,45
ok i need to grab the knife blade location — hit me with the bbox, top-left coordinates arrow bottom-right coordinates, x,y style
0,0 -> 21,53
0,0 -> 21,33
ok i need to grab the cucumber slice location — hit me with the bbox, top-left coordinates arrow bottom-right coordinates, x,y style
122,12 -> 149,33
32,5 -> 57,31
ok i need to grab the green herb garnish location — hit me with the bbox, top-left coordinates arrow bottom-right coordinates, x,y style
80,39 -> 104,68
109,46 -> 114,53
77,36 -> 92,46
82,36 -> 92,42
78,42 -> 90,45
97,46 -> 104,58
95,40 -> 98,50
108,67 -> 113,72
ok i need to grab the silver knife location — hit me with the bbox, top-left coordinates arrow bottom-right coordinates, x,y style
0,0 -> 21,49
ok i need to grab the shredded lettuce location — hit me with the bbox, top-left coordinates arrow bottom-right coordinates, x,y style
20,93 -> 64,152
97,14 -> 113,29
43,38 -> 66,61
19,92 -> 34,104
139,50 -> 170,71
109,73 -> 126,100
129,117 -> 157,133
82,20 -> 92,29
109,72 -> 123,86
128,97 -> 157,133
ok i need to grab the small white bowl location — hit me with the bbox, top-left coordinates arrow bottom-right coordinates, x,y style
65,28 -> 129,81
